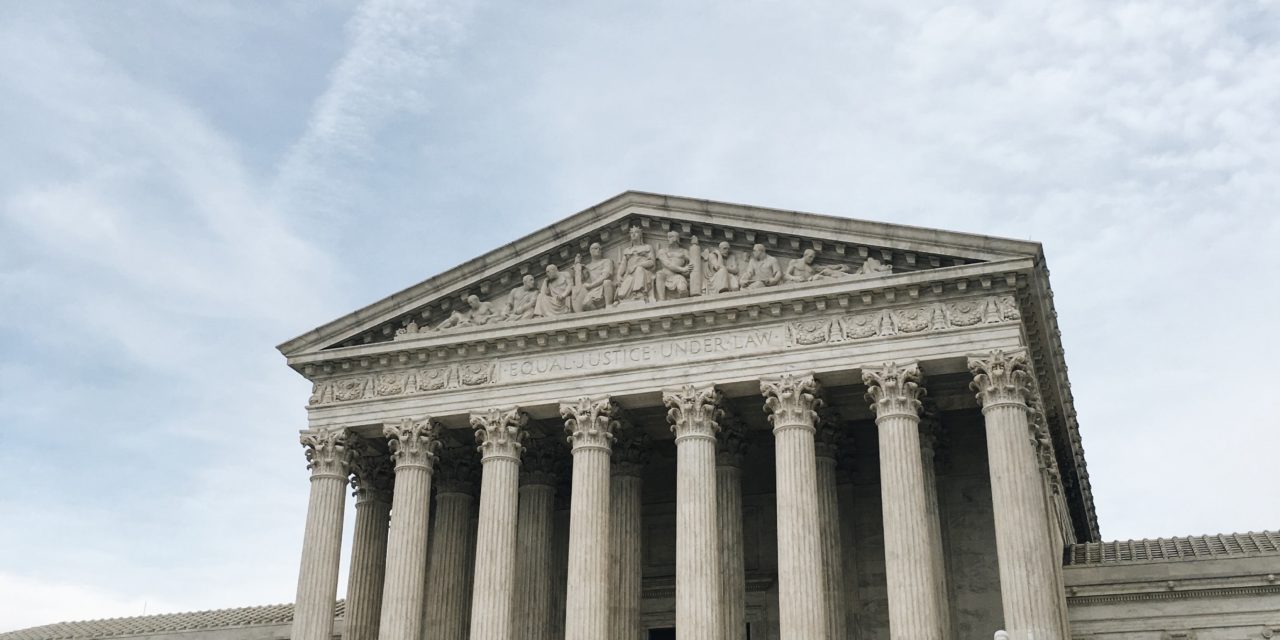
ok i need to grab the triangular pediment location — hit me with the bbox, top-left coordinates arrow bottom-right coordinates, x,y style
277,191 -> 1043,358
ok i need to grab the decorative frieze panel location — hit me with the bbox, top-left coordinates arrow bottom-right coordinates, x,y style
306,295 -> 1021,408
784,295 -> 1019,347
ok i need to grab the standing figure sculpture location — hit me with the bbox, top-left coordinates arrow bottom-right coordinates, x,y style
503,274 -> 539,322
703,241 -> 740,293
571,242 -> 615,313
615,226 -> 656,305
742,244 -> 783,289
785,248 -> 851,282
655,230 -> 693,301
534,264 -> 574,318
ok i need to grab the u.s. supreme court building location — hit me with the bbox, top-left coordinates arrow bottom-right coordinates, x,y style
6,193 -> 1278,640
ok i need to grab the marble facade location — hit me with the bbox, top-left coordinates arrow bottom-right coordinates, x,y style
281,192 -> 1089,640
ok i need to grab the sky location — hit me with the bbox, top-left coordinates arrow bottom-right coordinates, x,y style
1,0 -> 1278,631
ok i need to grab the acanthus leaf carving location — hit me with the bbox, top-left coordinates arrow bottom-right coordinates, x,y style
560,396 -> 619,453
300,428 -> 356,478
761,373 -> 822,432
862,361 -> 925,420
967,349 -> 1034,411
470,407 -> 529,462
383,417 -> 442,470
348,440 -> 394,503
715,412 -> 750,468
663,383 -> 724,442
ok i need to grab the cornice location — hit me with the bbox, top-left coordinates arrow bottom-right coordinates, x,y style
288,258 -> 1034,375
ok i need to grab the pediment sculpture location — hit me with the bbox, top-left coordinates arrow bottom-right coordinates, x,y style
395,226 -> 896,340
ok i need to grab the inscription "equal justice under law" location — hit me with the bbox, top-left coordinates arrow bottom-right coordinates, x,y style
499,328 -> 785,382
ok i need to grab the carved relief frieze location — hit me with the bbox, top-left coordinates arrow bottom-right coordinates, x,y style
307,294 -> 1022,409
389,228 -> 901,342
782,295 -> 1020,348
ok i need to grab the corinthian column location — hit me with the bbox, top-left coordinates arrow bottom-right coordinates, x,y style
815,411 -> 849,640
378,418 -> 441,640
919,406 -> 952,640
611,418 -> 649,640
514,434 -> 565,640
863,362 -> 944,640
761,373 -> 828,640
664,384 -> 723,640
969,350 -> 1066,640
560,397 -> 619,640
292,428 -> 354,640
716,414 -> 749,640
344,444 -> 393,640
424,440 -> 480,640
468,408 -> 528,640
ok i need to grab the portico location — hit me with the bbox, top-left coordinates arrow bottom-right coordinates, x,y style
280,192 -> 1094,640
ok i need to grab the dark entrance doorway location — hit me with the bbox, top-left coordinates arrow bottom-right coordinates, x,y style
648,628 -> 676,640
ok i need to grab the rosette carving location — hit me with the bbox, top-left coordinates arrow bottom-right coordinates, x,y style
471,407 -> 529,462
862,361 -> 924,420
560,396 -> 619,453
761,373 -> 822,432
383,417 -> 442,470
967,349 -> 1033,410
348,440 -> 394,502
716,413 -> 750,468
663,383 -> 723,442
300,428 -> 356,478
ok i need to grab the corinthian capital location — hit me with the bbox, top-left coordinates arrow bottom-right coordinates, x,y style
716,413 -> 750,468
471,407 -> 529,462
862,361 -> 924,420
348,440 -> 394,503
663,384 -> 723,443
300,428 -> 356,478
814,408 -> 848,461
612,414 -> 651,477
434,439 -> 481,495
521,433 -> 569,486
560,396 -> 619,453
383,417 -> 442,471
967,349 -> 1033,411
761,373 -> 822,433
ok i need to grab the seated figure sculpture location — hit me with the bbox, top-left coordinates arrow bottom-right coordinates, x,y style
742,244 -> 783,289
503,274 -> 539,322
655,230 -> 693,301
534,264 -> 574,318
571,242 -> 615,312
704,241 -> 740,293
615,226 -> 656,305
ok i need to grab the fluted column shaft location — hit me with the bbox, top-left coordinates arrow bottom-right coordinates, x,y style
293,429 -> 354,640
816,454 -> 849,640
378,419 -> 441,640
424,490 -> 476,640
762,374 -> 828,640
970,350 -> 1066,640
715,456 -> 746,640
515,481 -> 556,640
864,362 -> 944,640
344,450 -> 393,640
665,384 -> 723,640
610,469 -> 645,640
561,397 -> 619,640
469,408 -> 528,640
919,422 -> 952,640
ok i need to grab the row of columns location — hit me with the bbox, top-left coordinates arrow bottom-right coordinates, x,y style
292,349 -> 1066,640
